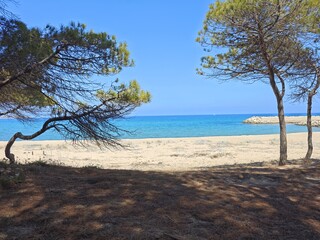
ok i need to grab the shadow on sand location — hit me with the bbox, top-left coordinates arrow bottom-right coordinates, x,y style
0,160 -> 319,239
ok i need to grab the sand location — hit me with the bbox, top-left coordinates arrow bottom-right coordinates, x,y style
0,132 -> 318,171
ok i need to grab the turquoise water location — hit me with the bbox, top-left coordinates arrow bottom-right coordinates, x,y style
0,114 -> 318,141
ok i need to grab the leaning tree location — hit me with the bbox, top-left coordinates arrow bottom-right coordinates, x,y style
197,0 -> 308,165
0,19 -> 151,163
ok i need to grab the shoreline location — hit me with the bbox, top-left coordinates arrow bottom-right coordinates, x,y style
1,114 -> 317,142
0,128 -> 317,142
0,132 -> 319,171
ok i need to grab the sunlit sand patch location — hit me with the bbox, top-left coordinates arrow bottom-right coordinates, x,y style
0,132 -> 319,171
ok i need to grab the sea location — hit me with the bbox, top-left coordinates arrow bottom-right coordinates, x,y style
0,113 -> 318,141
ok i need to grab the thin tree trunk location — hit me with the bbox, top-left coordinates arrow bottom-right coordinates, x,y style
305,94 -> 313,160
277,98 -> 287,165
268,71 -> 287,165
305,72 -> 320,160
257,24 -> 287,165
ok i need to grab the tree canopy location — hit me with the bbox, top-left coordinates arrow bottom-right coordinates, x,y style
196,0 -> 307,81
196,0 -> 318,165
0,17 -> 53,118
0,17 -> 151,163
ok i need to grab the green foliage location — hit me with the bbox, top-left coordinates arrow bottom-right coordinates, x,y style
0,17 -> 53,113
1,16 -> 151,158
299,0 -> 320,34
197,0 -> 320,164
196,0 -> 313,81
0,17 -> 148,121
43,22 -> 134,74
0,18 -> 52,66
96,80 -> 151,105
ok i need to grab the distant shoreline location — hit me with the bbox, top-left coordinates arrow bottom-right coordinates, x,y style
243,116 -> 320,127
1,112 -> 319,120
1,114 -> 319,141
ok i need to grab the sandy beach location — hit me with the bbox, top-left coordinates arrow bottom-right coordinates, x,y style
1,132 -> 319,171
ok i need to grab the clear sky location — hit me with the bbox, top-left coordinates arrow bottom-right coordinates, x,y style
7,0 -> 318,116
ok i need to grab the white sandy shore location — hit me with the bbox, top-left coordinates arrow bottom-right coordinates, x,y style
244,116 -> 320,126
0,132 -> 319,171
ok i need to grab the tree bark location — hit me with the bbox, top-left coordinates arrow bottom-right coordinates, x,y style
276,97 -> 287,165
305,93 -> 313,160
268,71 -> 287,165
256,22 -> 287,166
305,73 -> 320,160
5,126 -> 53,164
5,133 -> 20,164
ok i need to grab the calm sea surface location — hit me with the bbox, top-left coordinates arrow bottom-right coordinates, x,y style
0,114 -> 318,141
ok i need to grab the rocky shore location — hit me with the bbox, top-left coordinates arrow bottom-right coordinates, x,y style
243,116 -> 320,127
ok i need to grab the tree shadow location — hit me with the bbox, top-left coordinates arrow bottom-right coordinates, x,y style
0,161 -> 319,239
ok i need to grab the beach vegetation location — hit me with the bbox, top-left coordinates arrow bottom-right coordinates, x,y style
0,18 -> 151,163
197,0 -> 317,165
29,160 -> 50,167
0,161 -> 25,189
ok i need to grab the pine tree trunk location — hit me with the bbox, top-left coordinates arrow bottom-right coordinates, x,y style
305,93 -> 314,161
257,22 -> 287,166
5,126 -> 51,164
5,133 -> 20,164
305,71 -> 320,161
277,98 -> 287,166
268,71 -> 287,166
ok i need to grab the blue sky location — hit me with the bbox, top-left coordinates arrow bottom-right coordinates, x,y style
8,0 -> 318,116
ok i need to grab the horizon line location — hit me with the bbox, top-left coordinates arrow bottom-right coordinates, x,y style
1,112 -> 318,120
